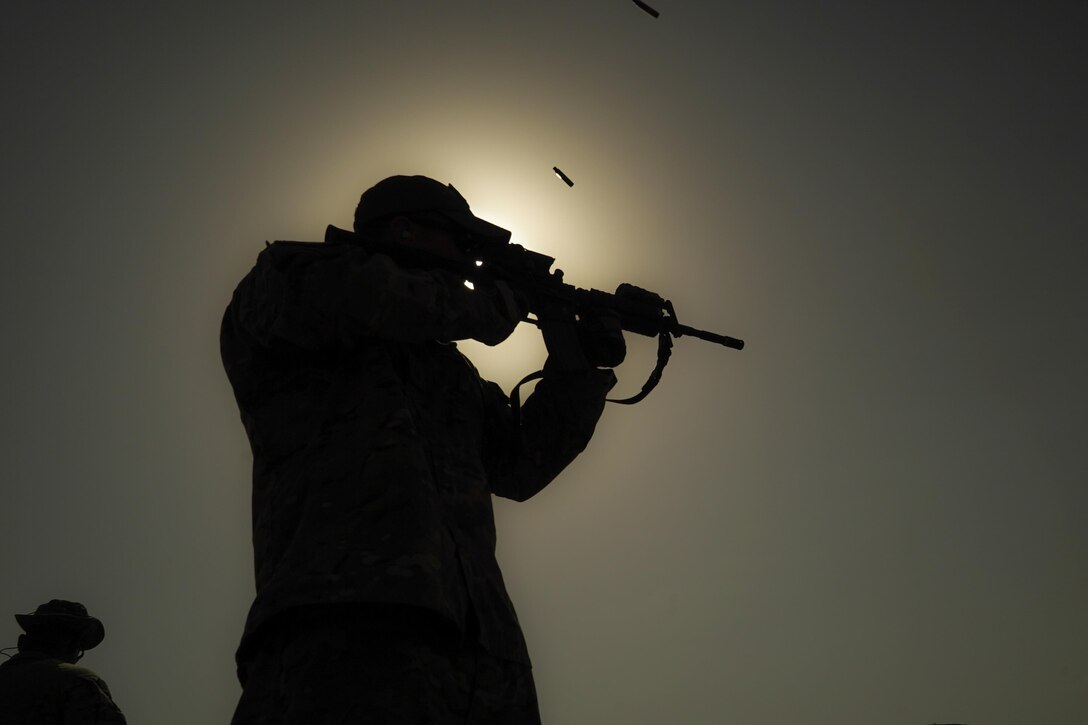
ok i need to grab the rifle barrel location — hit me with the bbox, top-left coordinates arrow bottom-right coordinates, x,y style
671,322 -> 745,350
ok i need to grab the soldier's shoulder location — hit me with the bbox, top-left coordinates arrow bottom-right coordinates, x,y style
57,664 -> 126,721
266,239 -> 325,251
261,239 -> 363,268
57,664 -> 120,700
261,239 -> 323,261
56,662 -> 105,683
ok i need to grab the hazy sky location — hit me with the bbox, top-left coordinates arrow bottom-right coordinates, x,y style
2,2 -> 1085,723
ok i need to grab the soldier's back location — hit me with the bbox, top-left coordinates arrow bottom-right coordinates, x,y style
0,653 -> 126,724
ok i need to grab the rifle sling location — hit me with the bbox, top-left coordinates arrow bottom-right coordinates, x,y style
606,331 -> 673,405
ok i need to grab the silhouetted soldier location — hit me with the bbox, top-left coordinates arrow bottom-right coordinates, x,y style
0,599 -> 126,724
221,175 -> 624,724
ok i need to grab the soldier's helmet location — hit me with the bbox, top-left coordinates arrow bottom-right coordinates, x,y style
354,175 -> 511,248
15,600 -> 105,651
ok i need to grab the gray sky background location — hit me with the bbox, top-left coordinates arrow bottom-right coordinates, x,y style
2,2 -> 1085,723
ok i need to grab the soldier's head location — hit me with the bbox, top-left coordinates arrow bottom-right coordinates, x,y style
15,600 -> 105,664
353,175 -> 511,262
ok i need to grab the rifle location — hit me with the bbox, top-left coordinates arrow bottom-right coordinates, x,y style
325,225 -> 744,404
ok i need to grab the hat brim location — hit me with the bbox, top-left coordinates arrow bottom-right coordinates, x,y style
437,209 -> 511,247
16,613 -> 105,650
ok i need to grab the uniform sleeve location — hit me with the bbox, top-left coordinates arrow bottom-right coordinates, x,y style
228,242 -> 522,349
60,667 -> 127,725
481,367 -> 616,501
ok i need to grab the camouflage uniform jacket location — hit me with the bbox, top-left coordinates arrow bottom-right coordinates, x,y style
221,238 -> 616,668
0,652 -> 126,724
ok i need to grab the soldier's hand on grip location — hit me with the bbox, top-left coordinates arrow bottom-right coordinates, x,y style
576,307 -> 626,368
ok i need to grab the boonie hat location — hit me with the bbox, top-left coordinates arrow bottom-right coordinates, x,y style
15,599 -> 106,650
